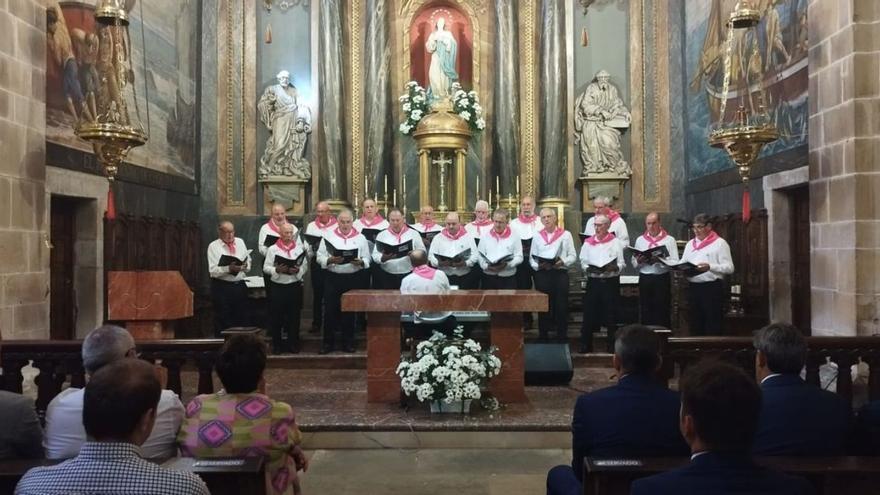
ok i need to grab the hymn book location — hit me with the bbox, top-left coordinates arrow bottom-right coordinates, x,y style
375,239 -> 414,258
480,251 -> 514,266
434,248 -> 471,264
625,245 -> 670,259
659,258 -> 701,275
273,251 -> 308,270
218,250 -> 252,267
263,234 -> 280,247
326,243 -> 360,264
410,225 -> 441,242
360,228 -> 381,243
302,233 -> 323,251
586,259 -> 619,273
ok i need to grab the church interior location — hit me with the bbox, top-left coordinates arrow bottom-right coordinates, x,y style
2,0 -> 880,493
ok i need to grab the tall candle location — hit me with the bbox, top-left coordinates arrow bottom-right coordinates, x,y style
403,174 -> 407,197
496,176 -> 500,197
516,176 -> 520,196
384,174 -> 388,195
393,188 -> 397,207
476,176 -> 480,201
364,175 -> 368,199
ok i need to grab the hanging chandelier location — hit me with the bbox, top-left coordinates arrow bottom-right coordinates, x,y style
75,0 -> 149,219
707,0 -> 778,223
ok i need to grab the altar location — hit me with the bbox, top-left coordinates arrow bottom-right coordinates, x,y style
341,290 -> 548,404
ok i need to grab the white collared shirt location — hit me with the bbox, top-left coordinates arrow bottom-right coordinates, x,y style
371,227 -> 426,275
400,268 -> 451,294
579,235 -> 625,278
584,216 -> 630,245
44,387 -> 184,460
510,215 -> 542,241
465,220 -> 494,240
529,229 -> 577,271
353,215 -> 389,251
263,238 -> 309,284
412,222 -> 443,235
428,230 -> 479,277
257,220 -> 297,257
477,229 -> 523,277
681,234 -> 734,283
207,237 -> 250,282
631,231 -> 680,275
316,229 -> 371,274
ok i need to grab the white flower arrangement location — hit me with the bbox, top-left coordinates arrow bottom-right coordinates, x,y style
397,326 -> 502,406
398,81 -> 430,136
451,82 -> 485,132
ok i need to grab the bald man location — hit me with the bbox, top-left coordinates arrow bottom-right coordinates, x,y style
303,201 -> 337,334
207,221 -> 251,336
412,205 -> 443,249
258,203 -> 295,298
428,212 -> 480,289
511,196 -> 542,328
631,212 -> 679,328
582,196 -> 629,244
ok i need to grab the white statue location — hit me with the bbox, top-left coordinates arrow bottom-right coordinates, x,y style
574,69 -> 632,176
425,17 -> 458,100
258,70 -> 312,180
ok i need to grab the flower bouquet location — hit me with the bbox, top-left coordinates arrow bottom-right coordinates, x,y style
450,82 -> 485,132
398,81 -> 429,136
396,326 -> 502,413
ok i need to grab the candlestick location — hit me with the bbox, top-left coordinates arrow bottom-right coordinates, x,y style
393,188 -> 397,207
496,176 -> 500,197
384,174 -> 388,195
364,175 -> 368,199
516,176 -> 520,196
403,174 -> 407,198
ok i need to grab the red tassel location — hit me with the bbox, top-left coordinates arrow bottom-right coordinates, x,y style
742,187 -> 751,223
105,182 -> 117,220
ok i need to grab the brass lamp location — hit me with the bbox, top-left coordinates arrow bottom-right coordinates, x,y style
707,0 -> 778,222
75,0 -> 149,219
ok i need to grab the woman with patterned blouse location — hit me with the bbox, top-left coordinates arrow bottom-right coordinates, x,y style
178,334 -> 308,495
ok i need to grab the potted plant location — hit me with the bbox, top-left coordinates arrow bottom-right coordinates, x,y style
396,326 -> 502,413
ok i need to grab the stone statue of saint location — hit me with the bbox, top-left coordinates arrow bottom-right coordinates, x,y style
574,69 -> 632,176
425,17 -> 458,100
258,70 -> 312,180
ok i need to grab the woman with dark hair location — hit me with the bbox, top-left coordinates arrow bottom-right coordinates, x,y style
178,334 -> 307,495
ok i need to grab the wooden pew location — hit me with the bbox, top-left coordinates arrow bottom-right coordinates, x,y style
584,456 -> 880,495
0,339 -> 224,420
656,335 -> 880,404
342,289 -> 548,403
0,457 -> 265,495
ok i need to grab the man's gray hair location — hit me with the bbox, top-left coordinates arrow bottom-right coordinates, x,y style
593,196 -> 612,206
753,323 -> 807,374
82,325 -> 134,374
594,214 -> 610,225
337,208 -> 353,220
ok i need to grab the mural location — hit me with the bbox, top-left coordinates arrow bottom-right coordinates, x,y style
409,3 -> 473,92
685,0 -> 807,179
46,0 -> 200,181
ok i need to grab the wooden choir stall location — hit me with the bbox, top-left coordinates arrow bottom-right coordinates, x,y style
342,290 -> 548,404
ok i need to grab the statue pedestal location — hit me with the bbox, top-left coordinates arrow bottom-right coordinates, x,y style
261,178 -> 309,215
578,173 -> 631,210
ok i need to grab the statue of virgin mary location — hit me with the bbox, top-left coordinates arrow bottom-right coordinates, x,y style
425,17 -> 458,100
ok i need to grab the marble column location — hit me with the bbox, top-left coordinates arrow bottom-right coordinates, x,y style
363,0 -> 394,203
493,0 -> 521,196
318,0 -> 347,200
538,0 -> 568,200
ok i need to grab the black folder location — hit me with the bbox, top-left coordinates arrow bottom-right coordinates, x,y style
375,239 -> 414,258
434,248 -> 471,264
625,245 -> 670,259
586,259 -> 619,273
480,251 -> 514,266
263,234 -> 280,247
327,243 -> 360,264
274,251 -> 307,269
360,228 -> 381,243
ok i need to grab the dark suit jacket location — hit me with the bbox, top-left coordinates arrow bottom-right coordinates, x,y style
0,391 -> 43,460
753,374 -> 852,456
571,373 -> 688,481
630,452 -> 814,495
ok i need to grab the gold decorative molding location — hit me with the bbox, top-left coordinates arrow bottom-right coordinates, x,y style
629,0 -> 670,213
519,0 -> 537,198
350,0 -> 364,201
218,0 -> 257,214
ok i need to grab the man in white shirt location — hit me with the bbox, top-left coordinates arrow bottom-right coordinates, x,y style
631,212 -> 679,328
263,223 -> 309,354
412,205 -> 443,250
511,196 -> 542,328
579,214 -> 625,353
530,208 -> 577,342
303,201 -> 337,334
428,212 -> 479,289
257,203 -> 295,257
680,213 -> 734,335
465,200 -> 494,244
401,250 -> 455,337
582,196 -> 629,244
477,208 -> 523,289
354,198 -> 389,294
207,221 -> 251,336
317,209 -> 371,353
43,325 -> 184,461
372,208 -> 426,289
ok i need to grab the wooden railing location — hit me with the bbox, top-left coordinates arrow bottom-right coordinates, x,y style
0,339 -> 224,420
658,336 -> 880,404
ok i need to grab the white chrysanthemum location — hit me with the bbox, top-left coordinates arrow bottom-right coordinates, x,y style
411,110 -> 423,120
413,95 -> 424,103
464,340 -> 481,352
399,95 -> 408,102
458,99 -> 470,108
402,103 -> 411,112
416,383 -> 434,402
399,123 -> 411,134
469,90 -> 476,96
459,111 -> 471,120
406,81 -> 418,87
476,118 -> 485,130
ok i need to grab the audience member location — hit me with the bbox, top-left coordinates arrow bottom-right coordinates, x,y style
0,391 -> 42,460
546,325 -> 687,495
43,325 -> 184,460
178,334 -> 308,495
16,359 -> 208,495
630,361 -> 813,495
752,323 -> 852,456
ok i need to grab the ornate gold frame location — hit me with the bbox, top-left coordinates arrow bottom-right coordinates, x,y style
519,0 -> 538,198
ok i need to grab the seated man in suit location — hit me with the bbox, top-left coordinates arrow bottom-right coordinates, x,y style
546,325 -> 688,495
631,361 -> 813,495
752,322 -> 853,456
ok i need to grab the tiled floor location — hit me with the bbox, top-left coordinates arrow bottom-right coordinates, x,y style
300,448 -> 571,495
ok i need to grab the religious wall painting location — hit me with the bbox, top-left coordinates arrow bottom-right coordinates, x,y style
46,0 -> 201,182
685,0 -> 807,179
409,3 -> 474,96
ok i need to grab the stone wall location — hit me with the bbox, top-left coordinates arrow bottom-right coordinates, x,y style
809,0 -> 880,335
0,0 -> 49,339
